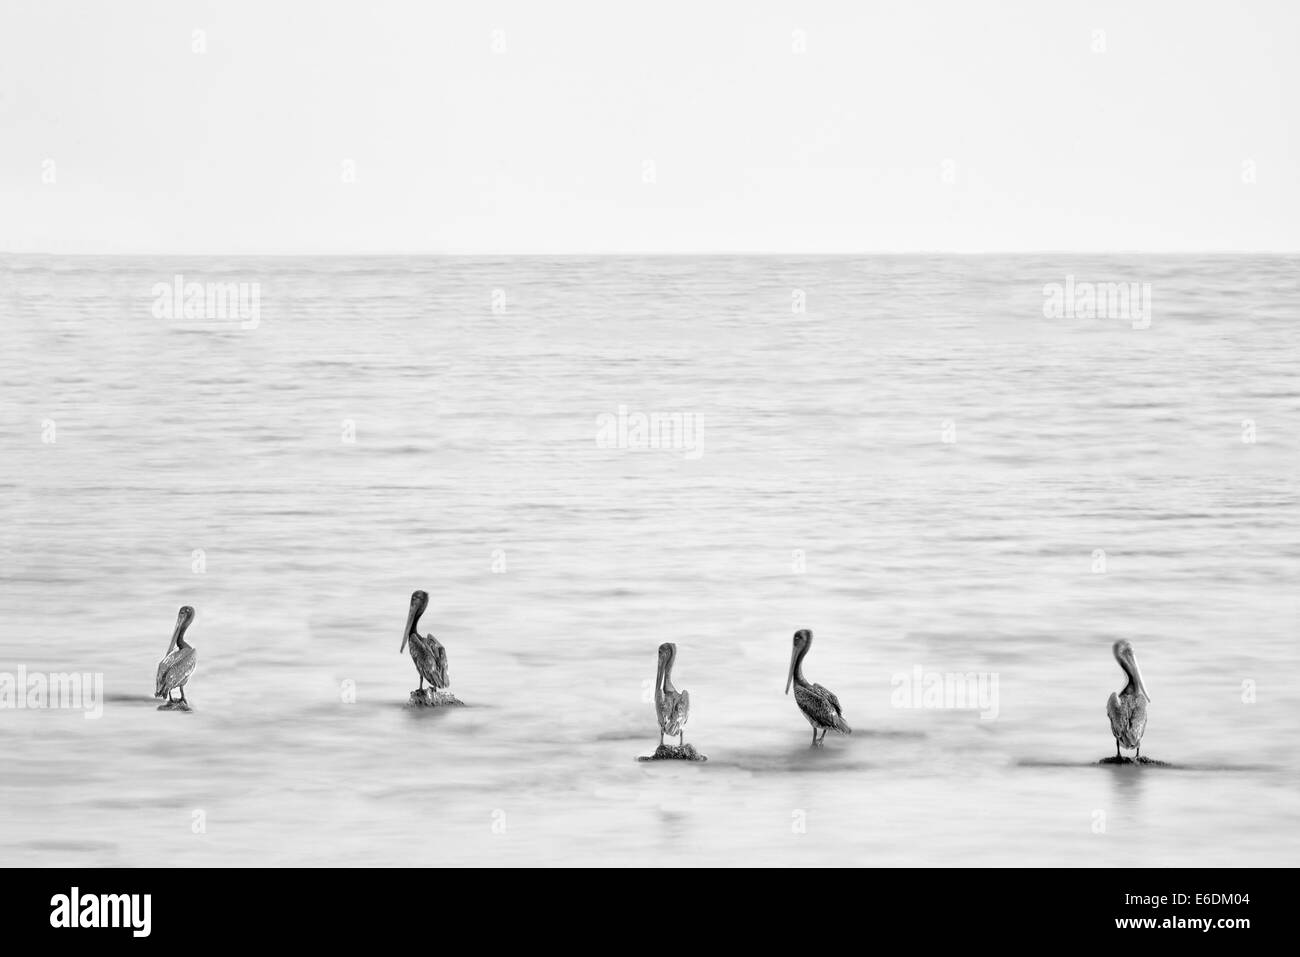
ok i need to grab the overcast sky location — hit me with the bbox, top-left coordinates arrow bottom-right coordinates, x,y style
1,0 -> 1296,253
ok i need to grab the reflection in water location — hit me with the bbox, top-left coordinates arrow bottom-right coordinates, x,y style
1104,762 -> 1149,804
656,808 -> 690,846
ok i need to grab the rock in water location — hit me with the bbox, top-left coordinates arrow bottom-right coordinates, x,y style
638,743 -> 707,762
156,699 -> 192,712
1098,755 -> 1168,766
407,689 -> 464,708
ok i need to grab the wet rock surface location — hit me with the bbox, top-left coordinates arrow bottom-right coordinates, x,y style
156,699 -> 193,712
407,689 -> 464,708
638,743 -> 707,762
1098,755 -> 1168,766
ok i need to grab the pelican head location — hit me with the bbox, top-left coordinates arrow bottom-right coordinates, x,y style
168,605 -> 195,653
657,641 -> 677,680
402,590 -> 428,653
1113,639 -> 1150,702
786,628 -> 813,694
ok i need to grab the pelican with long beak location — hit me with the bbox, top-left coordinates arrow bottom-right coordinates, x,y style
655,642 -> 690,747
1106,639 -> 1150,759
786,629 -> 851,746
401,590 -> 448,692
154,605 -> 198,709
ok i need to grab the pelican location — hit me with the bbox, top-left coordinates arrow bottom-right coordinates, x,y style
785,629 -> 851,746
154,605 -> 198,708
1106,639 -> 1150,760
655,642 -> 690,747
401,590 -> 448,691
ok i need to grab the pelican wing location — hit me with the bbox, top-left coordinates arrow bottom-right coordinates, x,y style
1107,690 -> 1147,749
797,683 -> 852,734
661,689 -> 689,736
154,656 -> 171,696
656,689 -> 678,734
155,647 -> 198,697
410,633 -> 450,689
818,684 -> 845,718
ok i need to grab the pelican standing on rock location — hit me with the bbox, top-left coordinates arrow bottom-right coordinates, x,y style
155,605 -> 198,709
655,642 -> 690,747
785,629 -> 851,746
402,590 -> 448,692
1106,639 -> 1150,760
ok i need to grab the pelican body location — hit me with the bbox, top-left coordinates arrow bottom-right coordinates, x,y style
785,629 -> 850,746
402,590 -> 448,691
1106,639 -> 1150,759
154,605 -> 198,706
655,642 -> 690,747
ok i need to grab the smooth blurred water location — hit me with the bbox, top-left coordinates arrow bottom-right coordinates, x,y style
0,254 -> 1297,866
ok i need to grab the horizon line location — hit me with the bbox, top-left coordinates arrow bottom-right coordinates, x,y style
3,248 -> 1298,258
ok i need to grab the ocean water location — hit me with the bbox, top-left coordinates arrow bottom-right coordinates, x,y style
0,253 -> 1297,867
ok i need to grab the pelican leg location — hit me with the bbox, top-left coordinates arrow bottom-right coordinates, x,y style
659,732 -> 664,747
1115,738 -> 1120,759
418,675 -> 425,692
1135,745 -> 1141,762
679,731 -> 684,747
811,727 -> 819,747
178,686 -> 187,704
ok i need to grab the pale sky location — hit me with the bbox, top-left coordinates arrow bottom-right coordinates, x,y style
1,0 -> 1296,253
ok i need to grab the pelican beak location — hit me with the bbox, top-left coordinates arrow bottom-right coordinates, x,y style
401,603 -> 417,653
785,647 -> 797,694
167,610 -> 184,654
1124,647 -> 1150,702
1132,658 -> 1150,702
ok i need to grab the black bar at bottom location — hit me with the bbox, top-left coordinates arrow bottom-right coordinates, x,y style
4,867 -> 1273,945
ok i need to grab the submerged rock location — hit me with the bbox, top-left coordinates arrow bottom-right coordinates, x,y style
638,743 -> 707,762
407,689 -> 464,708
156,699 -> 192,712
1098,755 -> 1168,766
